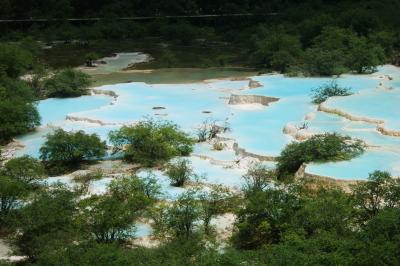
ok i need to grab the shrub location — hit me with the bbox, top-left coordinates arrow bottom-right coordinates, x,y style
40,129 -> 107,173
243,164 -> 276,193
311,80 -> 352,104
109,119 -> 194,166
277,133 -> 365,180
166,158 -> 193,187
0,78 -> 40,144
43,69 -> 91,98
3,155 -> 45,183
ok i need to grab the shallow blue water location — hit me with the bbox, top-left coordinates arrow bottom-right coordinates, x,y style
15,65 -> 400,180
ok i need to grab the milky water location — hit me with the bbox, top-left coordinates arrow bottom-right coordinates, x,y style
15,63 -> 400,181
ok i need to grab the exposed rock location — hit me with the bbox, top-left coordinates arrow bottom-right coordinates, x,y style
91,89 -> 118,98
228,94 -> 279,106
319,102 -> 400,137
283,124 -> 298,135
66,115 -> 117,126
248,79 -> 262,89
295,130 -> 314,141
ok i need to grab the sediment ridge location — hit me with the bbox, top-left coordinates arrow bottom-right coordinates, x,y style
319,102 -> 400,137
228,94 -> 279,106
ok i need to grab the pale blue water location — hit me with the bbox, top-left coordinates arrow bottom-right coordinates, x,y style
38,95 -> 111,126
15,65 -> 400,180
307,149 -> 400,180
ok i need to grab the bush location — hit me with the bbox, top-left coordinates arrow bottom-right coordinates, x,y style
80,175 -> 159,242
43,69 -> 91,98
311,80 -> 352,104
0,43 -> 33,78
3,155 -> 45,183
243,164 -> 276,193
166,158 -> 193,187
277,133 -> 365,180
166,190 -> 202,240
0,77 -> 40,144
303,48 -> 347,76
40,129 -> 107,173
109,119 -> 194,166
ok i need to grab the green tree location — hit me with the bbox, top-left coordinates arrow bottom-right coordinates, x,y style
40,129 -> 107,173
0,77 -> 40,144
80,175 -> 159,242
13,185 -> 80,259
252,27 -> 302,72
0,43 -> 33,78
242,163 -> 276,194
0,175 -> 29,220
355,208 -> 400,265
167,190 -> 201,240
352,171 -> 400,222
109,119 -> 194,166
347,36 -> 385,74
85,52 -> 100,67
3,155 -> 45,183
233,183 -> 301,249
43,69 -> 92,98
199,185 -> 234,235
303,48 -> 347,76
277,133 -> 365,180
165,158 -> 193,187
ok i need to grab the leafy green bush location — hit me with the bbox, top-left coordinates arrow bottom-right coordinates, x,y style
43,69 -> 91,98
166,190 -> 202,240
0,77 -> 40,144
109,119 -> 194,166
3,155 -> 45,183
80,175 -> 159,242
311,80 -> 352,104
40,129 -> 107,173
277,133 -> 365,180
166,158 -> 193,187
0,43 -> 33,78
303,48 -> 347,76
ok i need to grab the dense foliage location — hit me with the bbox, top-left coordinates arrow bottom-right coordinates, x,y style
311,80 -> 353,104
277,133 -> 365,180
109,119 -> 194,166
0,76 -> 40,144
1,0 -> 399,74
43,69 -> 91,98
40,129 -> 107,173
165,158 -> 194,187
232,171 -> 400,265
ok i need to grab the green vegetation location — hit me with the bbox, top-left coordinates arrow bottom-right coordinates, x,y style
2,155 -> 45,183
231,171 -> 400,265
277,133 -> 365,180
84,52 -> 100,67
43,69 -> 91,98
166,190 -> 202,240
311,80 -> 353,104
0,43 -> 33,79
80,175 -> 159,242
165,158 -> 193,187
109,119 -> 194,166
1,1 -> 400,264
0,77 -> 40,144
40,129 -> 107,173
1,167 -> 397,265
